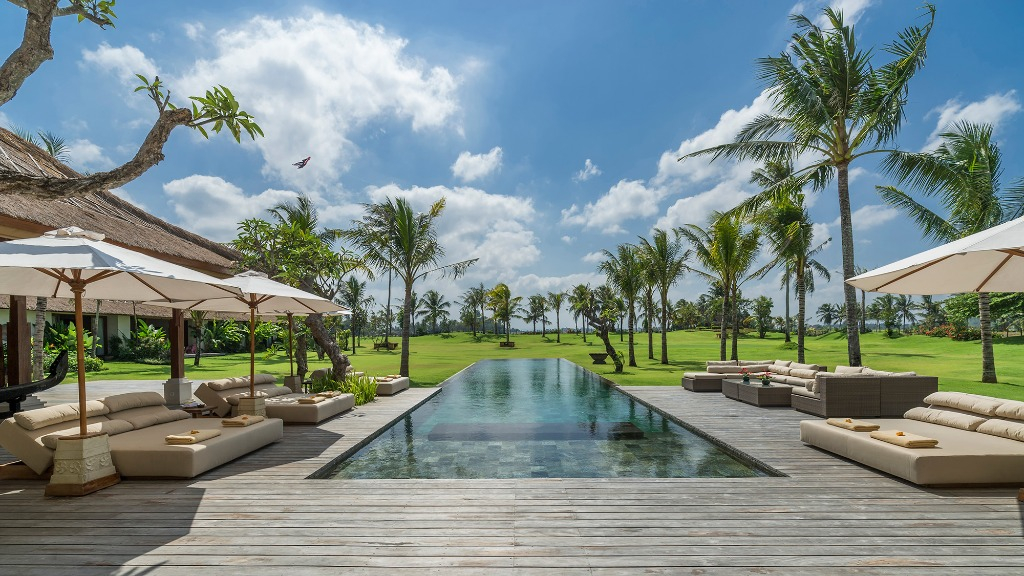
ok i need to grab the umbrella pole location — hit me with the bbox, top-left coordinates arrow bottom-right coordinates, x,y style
71,281 -> 88,437
288,313 -> 295,377
249,306 -> 256,397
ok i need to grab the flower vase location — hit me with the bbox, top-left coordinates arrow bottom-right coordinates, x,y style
761,378 -> 771,387
742,375 -> 750,384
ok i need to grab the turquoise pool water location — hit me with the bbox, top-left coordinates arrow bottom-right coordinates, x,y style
317,358 -> 769,479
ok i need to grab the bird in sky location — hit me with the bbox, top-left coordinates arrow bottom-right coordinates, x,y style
292,156 -> 311,169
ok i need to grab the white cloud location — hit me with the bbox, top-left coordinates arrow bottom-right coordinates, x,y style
80,43 -> 159,88
65,139 -> 115,172
829,204 -> 900,232
561,235 -> 574,244
173,11 -> 462,189
814,0 -> 874,27
109,187 -> 147,210
183,23 -> 205,40
506,272 -> 605,300
654,181 -> 751,231
365,184 -> 540,279
573,158 -> 602,182
924,91 -> 1021,150
451,147 -> 502,182
582,251 -> 605,264
561,179 -> 664,234
162,175 -> 299,241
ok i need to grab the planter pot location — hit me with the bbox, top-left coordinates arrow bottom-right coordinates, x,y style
589,353 -> 609,365
499,341 -> 516,348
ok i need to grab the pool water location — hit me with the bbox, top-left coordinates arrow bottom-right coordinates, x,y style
317,358 -> 769,479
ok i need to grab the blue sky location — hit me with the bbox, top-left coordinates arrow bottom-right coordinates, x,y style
2,0 -> 1023,326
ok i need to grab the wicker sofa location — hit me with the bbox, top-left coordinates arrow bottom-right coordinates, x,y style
791,365 -> 937,418
0,391 -> 283,477
682,359 -> 825,392
194,374 -> 355,424
800,391 -> 1024,485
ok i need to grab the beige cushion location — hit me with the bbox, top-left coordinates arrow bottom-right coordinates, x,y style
102,391 -> 166,413
790,386 -> 818,398
204,377 -> 250,391
773,360 -> 792,368
254,374 -> 276,385
924,392 -> 1003,416
738,360 -> 773,366
891,371 -> 918,377
39,419 -> 134,449
789,362 -> 816,371
863,368 -> 894,376
804,379 -> 816,393
707,365 -> 742,374
771,366 -> 792,376
834,365 -> 863,374
789,368 -> 818,379
705,360 -> 736,367
76,400 -> 111,418
116,405 -> 190,429
904,406 -> 988,431
994,400 -> 1024,422
976,419 -> 1024,443
13,404 -> 79,431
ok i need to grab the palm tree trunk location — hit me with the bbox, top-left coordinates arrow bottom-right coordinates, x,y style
797,269 -> 806,364
719,289 -> 729,361
33,297 -> 46,379
979,292 -> 997,383
837,163 -> 862,366
627,304 -> 636,367
401,280 -> 413,375
659,291 -> 669,364
555,310 -> 561,343
784,274 -> 791,343
730,287 -> 739,361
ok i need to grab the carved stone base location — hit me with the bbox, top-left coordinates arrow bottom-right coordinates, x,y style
283,375 -> 303,393
45,433 -> 121,497
163,377 -> 194,407
237,396 -> 266,417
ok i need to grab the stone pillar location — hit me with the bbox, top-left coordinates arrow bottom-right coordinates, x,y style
237,396 -> 266,417
163,309 -> 192,407
6,296 -> 31,385
45,433 -> 120,497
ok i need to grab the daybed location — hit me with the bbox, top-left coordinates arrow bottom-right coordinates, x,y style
307,367 -> 407,395
0,391 -> 283,477
682,359 -> 825,392
800,391 -> 1024,485
194,374 -> 355,424
791,365 -> 937,418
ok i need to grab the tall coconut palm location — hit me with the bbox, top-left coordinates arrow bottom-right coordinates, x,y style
460,285 -> 485,337
680,4 -> 935,366
488,283 -> 522,343
638,228 -> 689,364
599,243 -> 644,367
344,197 -> 476,376
639,283 -> 657,360
680,214 -> 762,361
547,291 -> 566,343
340,276 -> 373,351
417,289 -> 451,334
878,121 -> 1024,382
569,284 -> 592,342
895,294 -> 917,333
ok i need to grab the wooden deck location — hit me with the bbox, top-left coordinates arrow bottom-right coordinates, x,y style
2,382 -> 1023,574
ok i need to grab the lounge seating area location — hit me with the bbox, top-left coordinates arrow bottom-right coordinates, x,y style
307,367 -> 409,396
800,391 -> 1024,486
0,391 -> 283,477
194,374 -> 355,424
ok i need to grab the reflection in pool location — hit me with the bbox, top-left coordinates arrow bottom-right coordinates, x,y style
317,358 -> 770,479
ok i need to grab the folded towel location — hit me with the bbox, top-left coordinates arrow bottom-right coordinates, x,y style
318,391 -> 341,398
826,418 -> 880,432
221,415 -> 266,427
376,377 -> 392,382
388,374 -> 401,378
870,429 -> 939,448
297,396 -> 326,404
165,429 -> 222,445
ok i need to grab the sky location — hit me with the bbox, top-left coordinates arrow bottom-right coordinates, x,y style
2,0 -> 1023,329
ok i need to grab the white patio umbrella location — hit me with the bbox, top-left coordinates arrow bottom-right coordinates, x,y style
148,271 -> 348,397
0,227 -> 243,436
847,215 -> 1024,295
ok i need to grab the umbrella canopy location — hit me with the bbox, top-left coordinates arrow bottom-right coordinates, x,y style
847,216 -> 1024,295
148,271 -> 348,396
0,227 -> 243,436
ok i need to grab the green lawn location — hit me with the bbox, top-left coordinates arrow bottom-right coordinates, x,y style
74,329 -> 1024,401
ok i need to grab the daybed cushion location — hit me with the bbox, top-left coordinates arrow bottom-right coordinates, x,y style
993,400 -> 1024,421
835,365 -> 864,374
904,406 -> 987,431
262,393 -> 355,423
705,360 -> 737,367
773,360 -> 792,368
101,391 -> 166,413
13,404 -> 80,431
115,405 -> 191,429
0,415 -> 111,474
376,376 -> 410,396
39,419 -> 134,449
976,419 -> 1024,443
924,392 -> 1004,416
800,418 -> 1024,485
107,417 -> 284,477
682,371 -> 729,380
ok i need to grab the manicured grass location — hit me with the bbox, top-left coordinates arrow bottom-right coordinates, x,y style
76,329 -> 1024,401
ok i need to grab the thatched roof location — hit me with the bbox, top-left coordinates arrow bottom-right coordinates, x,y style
0,127 -> 240,276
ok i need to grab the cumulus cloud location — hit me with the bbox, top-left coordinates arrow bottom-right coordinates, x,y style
171,11 -> 461,189
561,235 -> 574,244
573,158 -> 602,182
65,139 -> 115,172
561,179 -> 664,234
582,251 -> 605,264
183,23 -> 205,40
506,272 -> 605,301
654,181 -> 750,231
451,147 -> 502,182
80,43 -> 159,88
924,91 -> 1021,150
365,184 -> 540,279
812,0 -> 874,27
162,175 -> 299,241
828,204 -> 900,232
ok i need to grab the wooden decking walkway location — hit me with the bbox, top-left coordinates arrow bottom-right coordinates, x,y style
1,383 -> 1023,574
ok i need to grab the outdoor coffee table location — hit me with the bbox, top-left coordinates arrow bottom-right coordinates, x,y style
721,379 -> 792,407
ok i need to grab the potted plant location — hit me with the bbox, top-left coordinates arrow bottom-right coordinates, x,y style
760,371 -> 773,386
740,367 -> 750,383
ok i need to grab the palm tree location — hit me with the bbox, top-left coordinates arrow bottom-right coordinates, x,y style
344,197 -> 476,376
599,243 -> 645,367
816,304 -> 836,330
340,276 -> 374,351
569,284 -> 592,342
638,228 -> 690,364
680,5 -> 935,367
895,295 -> 917,333
523,294 -> 549,335
547,291 -> 566,343
577,284 -> 624,372
878,121 -> 1024,382
460,285 -> 486,337
488,283 -> 522,343
417,289 -> 451,334
680,214 -> 762,361
189,310 -> 207,367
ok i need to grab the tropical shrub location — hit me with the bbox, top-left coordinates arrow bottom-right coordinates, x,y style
204,319 -> 245,353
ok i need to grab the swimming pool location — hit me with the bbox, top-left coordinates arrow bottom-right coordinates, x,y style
315,358 -> 772,479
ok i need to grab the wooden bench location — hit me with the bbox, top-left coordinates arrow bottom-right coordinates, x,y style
373,342 -> 398,351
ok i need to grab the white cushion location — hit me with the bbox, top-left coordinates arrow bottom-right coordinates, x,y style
204,377 -> 251,391
976,419 -> 1024,442
102,391 -> 166,413
39,419 -> 135,449
738,360 -> 773,366
116,405 -> 190,429
993,400 -> 1024,422
863,368 -> 894,376
13,404 -> 79,430
705,360 -> 737,367
789,368 -> 818,379
834,365 -> 863,374
924,392 -> 1003,416
904,406 -> 988,431
773,360 -> 792,368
